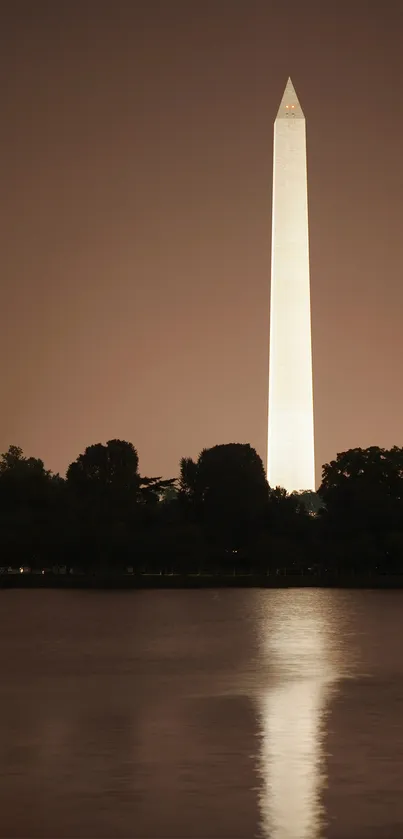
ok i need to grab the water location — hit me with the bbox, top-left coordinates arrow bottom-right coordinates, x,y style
1,588 -> 403,838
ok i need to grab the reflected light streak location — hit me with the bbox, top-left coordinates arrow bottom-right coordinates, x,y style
255,593 -> 342,839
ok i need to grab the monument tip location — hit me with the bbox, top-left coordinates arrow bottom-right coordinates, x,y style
276,78 -> 304,120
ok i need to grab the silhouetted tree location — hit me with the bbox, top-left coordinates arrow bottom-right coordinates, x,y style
319,447 -> 403,570
0,445 -> 64,566
66,440 -> 140,568
179,457 -> 198,502
3,436 -> 403,581
67,440 -> 140,496
291,490 -> 323,515
260,486 -> 318,573
65,440 -> 176,569
320,447 -> 403,498
180,443 -> 269,555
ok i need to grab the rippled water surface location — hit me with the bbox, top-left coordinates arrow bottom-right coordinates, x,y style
1,588 -> 403,838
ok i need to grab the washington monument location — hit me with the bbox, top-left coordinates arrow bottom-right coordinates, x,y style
267,78 -> 315,492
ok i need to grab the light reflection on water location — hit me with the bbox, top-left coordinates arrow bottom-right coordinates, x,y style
253,591 -> 352,839
2,589 -> 403,838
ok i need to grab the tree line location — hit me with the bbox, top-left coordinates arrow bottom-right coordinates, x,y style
1,440 -> 403,575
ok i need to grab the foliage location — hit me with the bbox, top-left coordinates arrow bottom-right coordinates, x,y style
2,441 -> 403,576
319,446 -> 403,543
179,443 -> 268,551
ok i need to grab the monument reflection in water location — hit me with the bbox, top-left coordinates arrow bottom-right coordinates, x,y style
255,591 -> 347,839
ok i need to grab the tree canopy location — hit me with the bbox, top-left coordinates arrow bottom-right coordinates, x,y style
1,441 -> 403,576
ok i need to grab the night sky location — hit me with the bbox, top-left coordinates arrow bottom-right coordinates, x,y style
1,0 -> 403,487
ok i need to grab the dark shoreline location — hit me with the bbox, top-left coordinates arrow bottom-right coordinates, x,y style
2,573 -> 403,590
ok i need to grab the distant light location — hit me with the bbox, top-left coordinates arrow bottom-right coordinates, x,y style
286,105 -> 289,109
19,567 -> 23,574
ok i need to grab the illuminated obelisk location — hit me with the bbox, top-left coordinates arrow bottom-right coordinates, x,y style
267,78 -> 315,491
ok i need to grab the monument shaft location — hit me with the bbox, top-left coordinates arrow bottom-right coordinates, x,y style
267,78 -> 315,491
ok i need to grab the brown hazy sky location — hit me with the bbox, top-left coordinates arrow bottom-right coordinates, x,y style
1,0 -> 403,486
